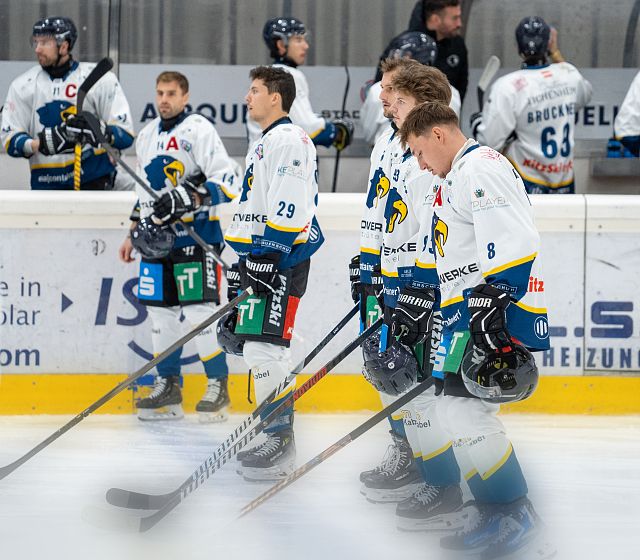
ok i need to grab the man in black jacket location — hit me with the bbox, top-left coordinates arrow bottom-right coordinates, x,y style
408,0 -> 468,102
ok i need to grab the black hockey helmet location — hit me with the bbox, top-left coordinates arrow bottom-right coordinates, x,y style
130,217 -> 175,259
216,309 -> 244,356
32,16 -> 78,50
515,16 -> 550,59
263,17 -> 307,56
461,342 -> 539,404
388,31 -> 438,67
362,331 -> 419,396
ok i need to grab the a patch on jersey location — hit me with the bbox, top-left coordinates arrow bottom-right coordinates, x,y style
137,263 -> 163,301
239,164 -> 254,203
366,168 -> 390,209
309,224 -> 321,243
180,139 -> 192,152
144,155 -> 185,190
474,188 -> 485,198
433,184 -> 444,208
534,316 -> 549,339
432,214 -> 449,258
37,100 -> 74,127
255,143 -> 264,159
384,188 -> 408,234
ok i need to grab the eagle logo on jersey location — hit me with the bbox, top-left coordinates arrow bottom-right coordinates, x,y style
384,188 -> 408,234
432,215 -> 448,258
239,164 -> 254,203
37,100 -> 74,127
366,168 -> 390,209
144,155 -> 186,191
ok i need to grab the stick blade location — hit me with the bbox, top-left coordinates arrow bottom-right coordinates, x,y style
478,55 -> 501,92
106,486 -> 177,510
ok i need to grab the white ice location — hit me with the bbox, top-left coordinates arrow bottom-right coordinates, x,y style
0,413 -> 639,560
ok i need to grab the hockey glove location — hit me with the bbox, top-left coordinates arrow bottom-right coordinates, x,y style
349,254 -> 361,303
391,285 -> 436,346
469,112 -> 483,137
37,124 -> 75,155
153,184 -> 201,225
371,264 -> 385,309
182,173 -> 212,207
243,252 -> 282,297
226,262 -> 242,301
468,284 -> 512,352
332,118 -> 354,151
65,113 -> 113,147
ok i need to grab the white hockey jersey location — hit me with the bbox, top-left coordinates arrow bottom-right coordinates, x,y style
360,80 -> 461,146
246,64 -> 333,149
614,70 -> 640,150
1,61 -> 134,189
359,128 -> 401,285
476,62 -> 592,193
431,140 -> 549,351
380,149 -> 438,309
226,117 -> 323,270
135,112 -> 241,247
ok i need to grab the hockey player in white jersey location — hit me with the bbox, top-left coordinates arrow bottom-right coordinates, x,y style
246,17 -> 353,154
360,65 -> 464,532
613,70 -> 640,157
402,101 -> 553,559
222,66 -> 323,481
351,56 -> 420,500
361,31 -> 461,146
1,16 -> 134,190
118,71 -> 240,422
472,16 -> 592,194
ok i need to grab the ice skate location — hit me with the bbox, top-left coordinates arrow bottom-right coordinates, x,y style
396,483 -> 465,532
237,429 -> 296,482
361,432 -> 422,503
195,377 -> 230,423
136,376 -> 184,421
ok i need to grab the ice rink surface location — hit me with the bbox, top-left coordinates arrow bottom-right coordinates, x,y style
1,413 -> 639,560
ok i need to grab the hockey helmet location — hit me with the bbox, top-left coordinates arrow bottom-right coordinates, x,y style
216,309 -> 244,356
461,342 -> 539,404
515,16 -> 550,59
263,17 -> 307,54
130,217 -> 175,259
388,31 -> 438,67
362,331 -> 419,396
32,17 -> 78,50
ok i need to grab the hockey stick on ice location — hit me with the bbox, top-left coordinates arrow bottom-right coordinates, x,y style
0,290 -> 251,482
81,111 -> 230,272
73,57 -> 114,190
84,318 -> 382,532
238,376 -> 434,519
330,64 -> 350,193
477,55 -> 501,109
104,302 -> 361,510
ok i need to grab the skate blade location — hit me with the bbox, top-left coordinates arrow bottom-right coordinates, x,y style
364,481 -> 423,503
240,460 -> 295,482
197,409 -> 229,424
137,404 -> 184,421
396,509 -> 466,533
482,537 -> 556,560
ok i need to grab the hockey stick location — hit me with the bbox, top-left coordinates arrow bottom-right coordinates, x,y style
81,111 -> 230,272
105,302 -> 359,510
0,290 -> 251,482
330,64 -> 350,193
85,318 -> 382,532
238,376 -> 434,519
73,57 -> 114,190
477,55 -> 501,109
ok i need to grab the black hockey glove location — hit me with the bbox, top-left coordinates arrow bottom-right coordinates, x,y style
37,124 -> 74,155
332,118 -> 354,151
243,252 -> 282,297
371,263 -> 385,309
65,113 -> 113,147
153,183 -> 201,225
391,285 -> 436,346
349,254 -> 361,303
469,112 -> 483,137
226,262 -> 242,301
468,284 -> 512,352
